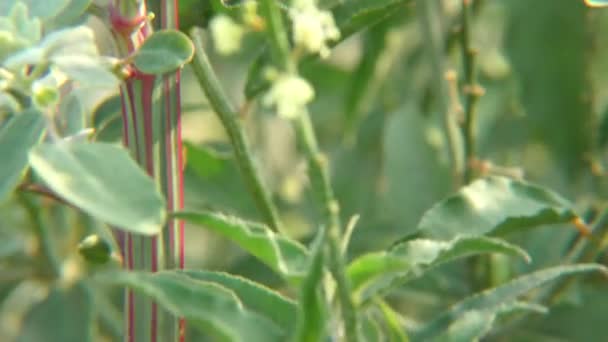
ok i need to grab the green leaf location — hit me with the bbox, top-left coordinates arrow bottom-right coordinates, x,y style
0,0 -> 70,20
417,176 -> 577,240
28,142 -> 166,235
435,301 -> 547,342
0,110 -> 46,202
42,26 -> 98,58
17,283 -> 94,342
182,270 -> 297,329
413,264 -> 608,341
133,30 -> 194,74
332,0 -> 411,38
435,310 -> 494,342
103,271 -> 284,341
347,236 -> 530,304
294,228 -> 328,342
383,104 -> 451,237
174,211 -> 309,280
92,95 -> 122,143
53,56 -> 119,88
375,299 -> 409,342
505,0 -> 593,173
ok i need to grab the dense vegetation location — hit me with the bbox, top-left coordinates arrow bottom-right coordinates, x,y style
1,0 -> 608,341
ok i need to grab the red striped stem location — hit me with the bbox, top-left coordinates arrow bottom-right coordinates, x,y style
110,0 -> 184,341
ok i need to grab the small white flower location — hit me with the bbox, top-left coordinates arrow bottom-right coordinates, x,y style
209,15 -> 245,55
263,73 -> 314,119
290,0 -> 340,58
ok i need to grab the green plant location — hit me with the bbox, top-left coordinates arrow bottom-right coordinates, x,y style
1,0 -> 608,341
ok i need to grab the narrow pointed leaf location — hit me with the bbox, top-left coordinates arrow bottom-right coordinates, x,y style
347,236 -> 530,303
174,211 -> 309,280
182,270 -> 297,329
103,271 -> 284,342
29,142 -> 165,235
0,110 -> 46,202
418,176 -> 577,240
294,228 -> 328,342
375,299 -> 409,342
332,0 -> 411,38
133,30 -> 194,74
413,264 -> 608,341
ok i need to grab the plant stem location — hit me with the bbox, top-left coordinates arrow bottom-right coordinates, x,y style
257,0 -> 292,71
254,2 -> 359,339
416,0 -> 464,188
294,113 -> 358,341
546,209 -> 608,303
459,0 -> 482,184
189,29 -> 284,233
112,0 -> 185,340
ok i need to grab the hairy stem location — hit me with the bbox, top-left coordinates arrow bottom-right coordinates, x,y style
189,28 -> 284,233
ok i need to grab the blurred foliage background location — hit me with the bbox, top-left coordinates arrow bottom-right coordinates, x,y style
2,0 -> 608,340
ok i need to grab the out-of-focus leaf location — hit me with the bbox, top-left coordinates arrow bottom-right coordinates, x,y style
16,283 -> 93,342
45,0 -> 91,28
0,110 -> 46,202
133,30 -> 194,74
347,236 -> 530,303
383,104 -> 451,238
29,142 -> 166,235
92,95 -> 122,143
183,270 -> 297,329
332,0 -> 411,38
413,264 -> 608,341
375,299 -> 409,341
418,176 -> 577,240
360,314 -> 384,342
0,0 -> 69,21
42,26 -> 98,58
53,56 -> 119,88
174,211 -> 309,280
57,93 -> 84,136
435,302 -> 547,342
505,0 -> 592,175
293,228 -> 327,342
436,310 -> 494,342
103,271 -> 284,342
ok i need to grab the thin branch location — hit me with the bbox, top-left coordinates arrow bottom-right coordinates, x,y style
252,1 -> 359,337
459,0 -> 484,183
416,0 -> 464,188
189,28 -> 284,233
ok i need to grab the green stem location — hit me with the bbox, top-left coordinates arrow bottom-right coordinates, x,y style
459,0 -> 482,183
547,209 -> 608,303
294,113 -> 357,340
257,0 -> 292,71
253,2 -> 359,338
18,193 -> 62,278
189,28 -> 284,233
416,0 -> 464,188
